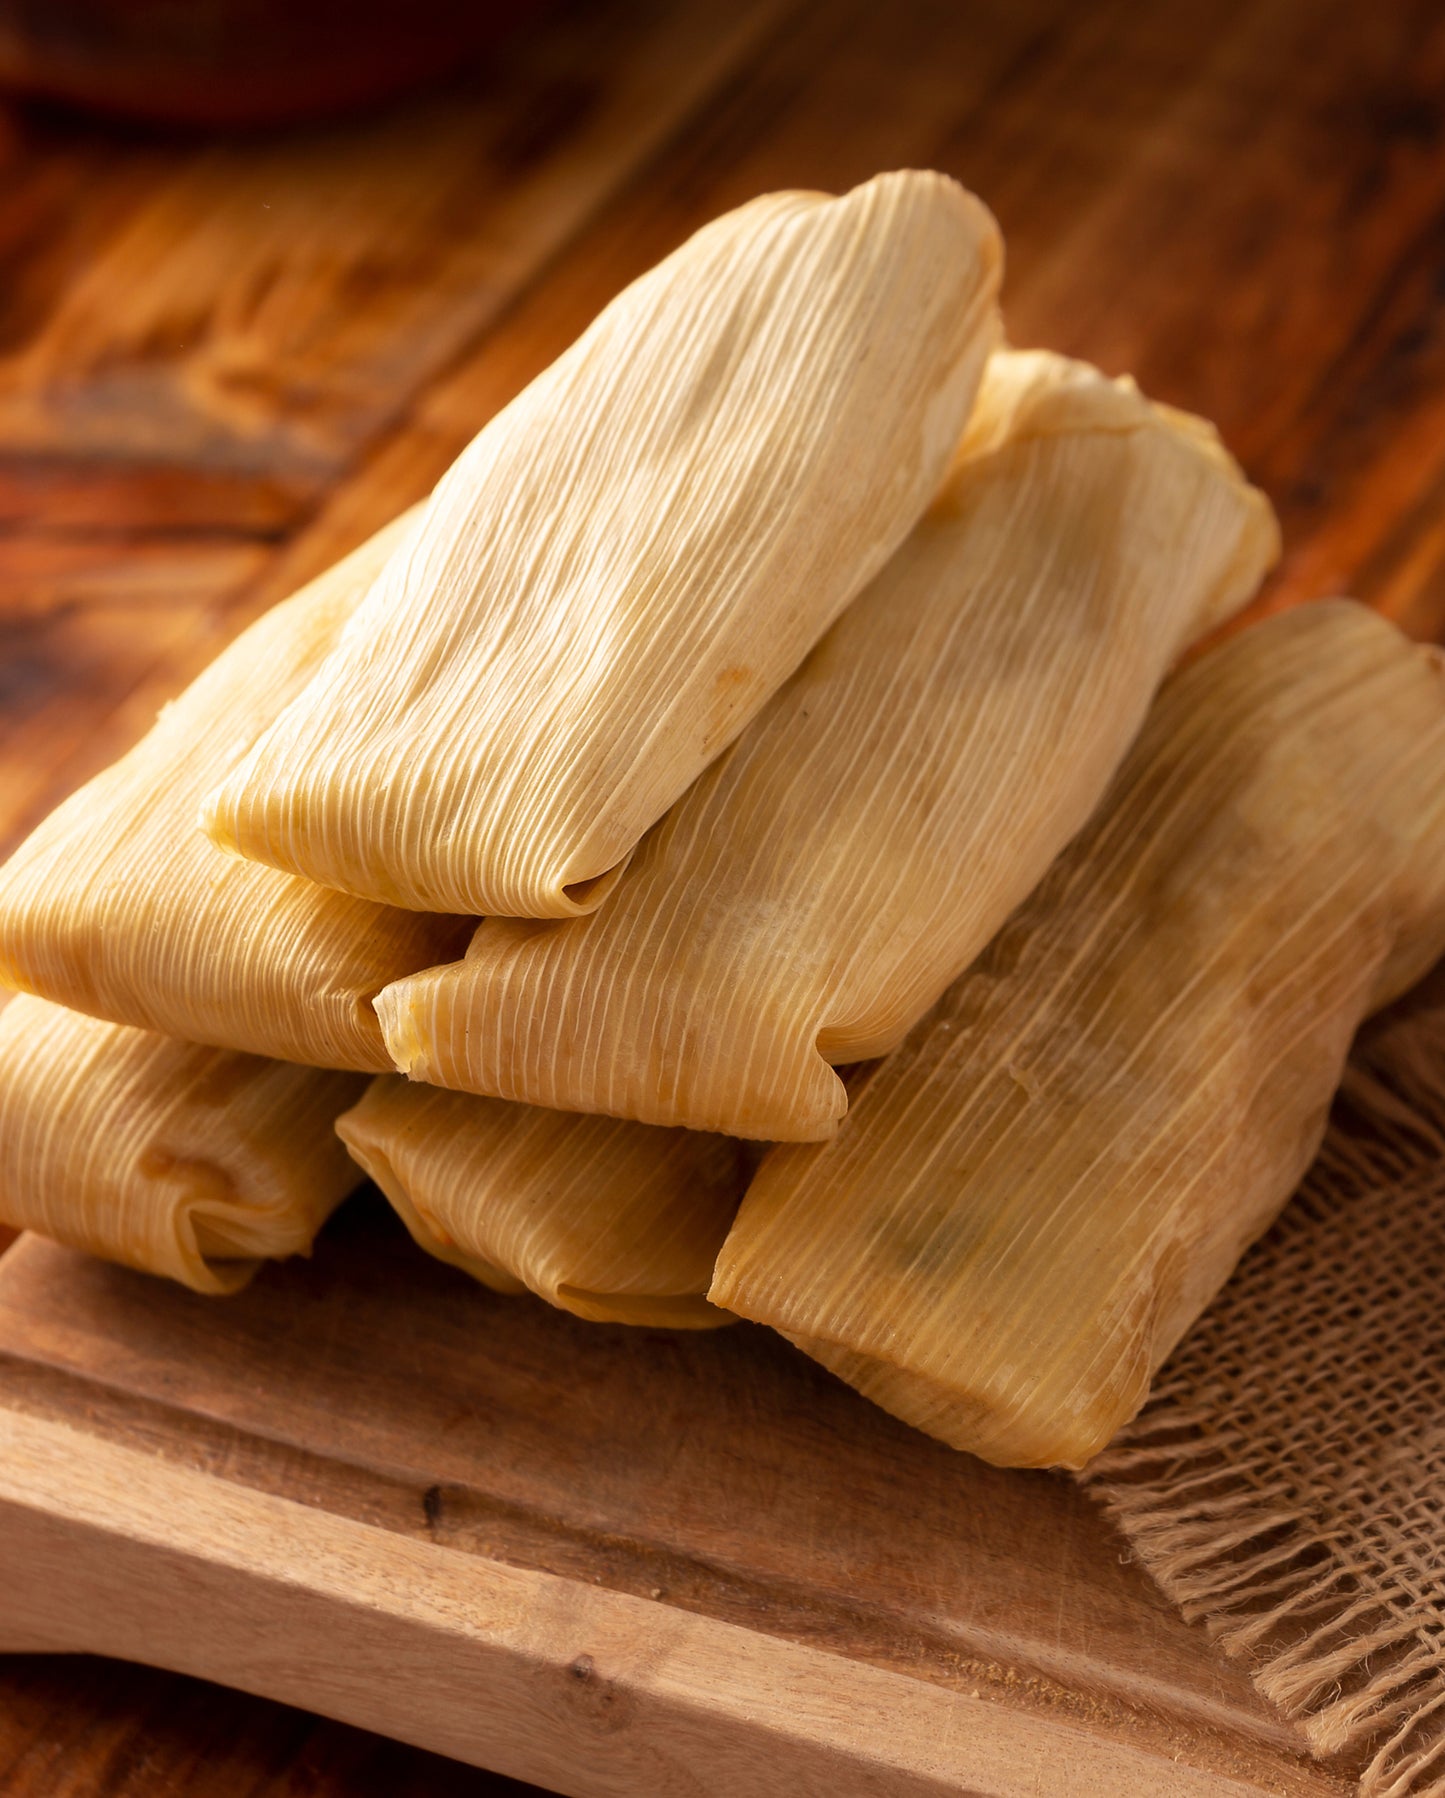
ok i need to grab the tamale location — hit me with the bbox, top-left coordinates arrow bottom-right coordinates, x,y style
202,170 -> 1004,919
0,994 -> 365,1295
336,1078 -> 747,1328
376,349 -> 1278,1139
0,511 -> 473,1071
709,603 -> 1445,1469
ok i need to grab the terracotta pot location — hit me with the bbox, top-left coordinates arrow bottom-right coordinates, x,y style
0,0 -> 537,127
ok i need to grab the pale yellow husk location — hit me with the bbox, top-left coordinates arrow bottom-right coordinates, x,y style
0,511 -> 472,1072
376,348 -> 1278,1139
0,994 -> 366,1294
709,603 -> 1445,1469
336,1078 -> 747,1328
202,171 -> 1004,918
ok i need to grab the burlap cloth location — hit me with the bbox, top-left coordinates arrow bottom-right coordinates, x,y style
1081,968 -> 1445,1796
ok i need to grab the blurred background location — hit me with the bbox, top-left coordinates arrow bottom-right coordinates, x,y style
0,0 -> 537,125
0,0 -> 1440,1791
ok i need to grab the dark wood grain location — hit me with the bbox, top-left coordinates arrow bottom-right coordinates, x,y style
0,0 -> 1442,1788
0,0 -> 791,850
236,0 -> 1445,682
0,1655 -> 540,1797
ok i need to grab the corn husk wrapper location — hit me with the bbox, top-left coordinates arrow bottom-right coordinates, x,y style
0,512 -> 472,1072
710,603 -> 1445,1469
0,994 -> 365,1294
202,171 -> 1004,919
336,1078 -> 748,1329
376,349 -> 1278,1140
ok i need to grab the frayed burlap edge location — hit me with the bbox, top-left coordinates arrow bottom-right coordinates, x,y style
1080,977 -> 1445,1798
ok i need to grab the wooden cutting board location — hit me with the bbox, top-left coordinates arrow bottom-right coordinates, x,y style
0,1196 -> 1351,1796
1,0 -> 1443,1789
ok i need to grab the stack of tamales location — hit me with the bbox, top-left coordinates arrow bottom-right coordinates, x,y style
3,167 -> 1442,1470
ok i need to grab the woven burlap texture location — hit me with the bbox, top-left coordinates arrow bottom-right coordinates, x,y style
1083,972 -> 1445,1797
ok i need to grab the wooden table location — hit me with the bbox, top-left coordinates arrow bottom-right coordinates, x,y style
0,0 -> 1442,1790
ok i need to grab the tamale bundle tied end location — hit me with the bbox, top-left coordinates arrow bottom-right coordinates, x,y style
0,995 -> 366,1295
201,170 -> 1003,919
711,602 -> 1445,1469
337,1078 -> 747,1330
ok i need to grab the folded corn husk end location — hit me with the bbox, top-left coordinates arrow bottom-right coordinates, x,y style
197,171 -> 1004,920
709,1251 -> 1128,1470
783,1335 -> 1114,1472
337,1121 -> 531,1299
0,995 -> 366,1295
554,1288 -> 733,1331
372,964 -> 850,1142
336,1076 -> 746,1327
951,346 -> 1280,643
